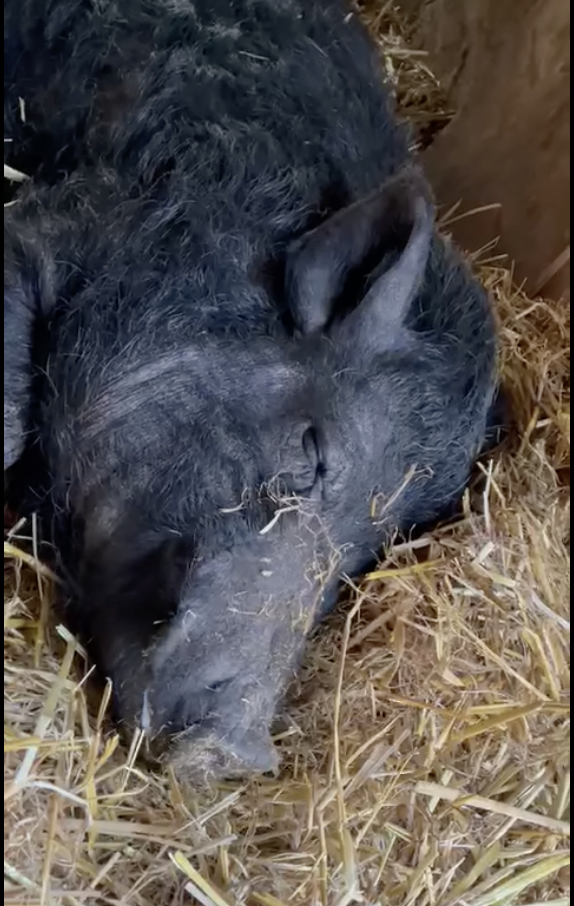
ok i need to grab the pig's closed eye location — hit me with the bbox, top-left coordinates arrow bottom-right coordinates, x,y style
297,427 -> 326,492
302,427 -> 319,464
207,679 -> 232,695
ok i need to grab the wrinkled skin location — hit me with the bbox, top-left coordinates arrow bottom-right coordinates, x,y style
4,0 -> 498,778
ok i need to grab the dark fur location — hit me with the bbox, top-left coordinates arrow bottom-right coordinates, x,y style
4,0 -> 498,777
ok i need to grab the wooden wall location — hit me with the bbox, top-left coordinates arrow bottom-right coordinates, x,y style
398,0 -> 571,300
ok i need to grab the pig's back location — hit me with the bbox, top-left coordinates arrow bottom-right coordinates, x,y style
6,0 -> 408,234
6,0 -> 410,342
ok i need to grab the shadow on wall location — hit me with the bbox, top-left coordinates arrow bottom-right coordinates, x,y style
398,0 -> 571,301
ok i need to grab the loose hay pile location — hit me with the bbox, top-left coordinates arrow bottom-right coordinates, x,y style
4,6 -> 571,905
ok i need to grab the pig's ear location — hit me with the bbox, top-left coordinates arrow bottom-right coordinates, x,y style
286,169 -> 434,347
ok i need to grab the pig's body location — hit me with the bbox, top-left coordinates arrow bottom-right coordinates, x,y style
4,0 -> 498,777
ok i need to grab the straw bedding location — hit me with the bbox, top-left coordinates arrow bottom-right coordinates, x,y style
4,5 -> 571,905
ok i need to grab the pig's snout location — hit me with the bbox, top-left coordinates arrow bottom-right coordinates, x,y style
136,514 -> 335,779
167,721 -> 280,782
142,670 -> 283,780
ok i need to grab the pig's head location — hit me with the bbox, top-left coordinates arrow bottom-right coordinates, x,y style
65,170 -> 497,779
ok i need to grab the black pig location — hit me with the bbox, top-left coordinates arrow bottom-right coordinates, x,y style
4,0 -> 498,778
